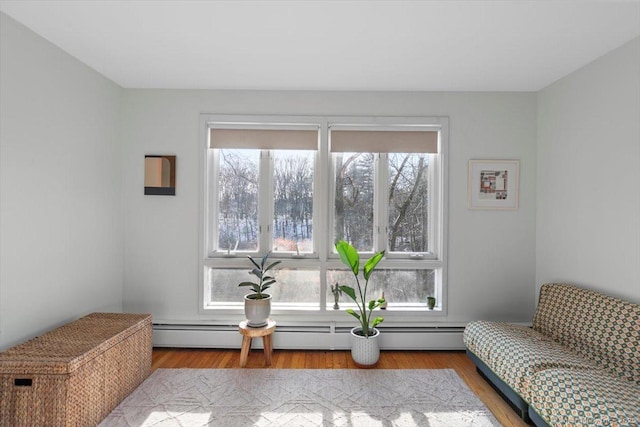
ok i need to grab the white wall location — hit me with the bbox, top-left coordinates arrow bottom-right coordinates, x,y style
3,8 -> 634,352
0,13 -> 124,350
536,37 -> 640,303
121,90 -> 538,326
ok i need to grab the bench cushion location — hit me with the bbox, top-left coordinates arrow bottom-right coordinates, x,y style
528,368 -> 640,427
464,320 -> 595,402
533,283 -> 640,385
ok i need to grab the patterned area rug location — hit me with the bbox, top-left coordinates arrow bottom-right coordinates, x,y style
100,369 -> 499,427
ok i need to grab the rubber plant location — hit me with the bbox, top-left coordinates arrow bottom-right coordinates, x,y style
335,240 -> 385,337
238,251 -> 281,299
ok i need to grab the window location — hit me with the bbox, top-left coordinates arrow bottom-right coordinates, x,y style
217,148 -> 260,252
333,152 -> 375,251
388,152 -> 431,252
201,115 -> 447,314
206,125 -> 319,257
272,149 -> 315,253
215,148 -> 315,254
329,126 -> 439,259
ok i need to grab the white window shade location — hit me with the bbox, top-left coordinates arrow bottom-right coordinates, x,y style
210,128 -> 318,150
330,129 -> 438,153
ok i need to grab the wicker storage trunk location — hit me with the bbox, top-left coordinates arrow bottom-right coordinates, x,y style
0,312 -> 152,427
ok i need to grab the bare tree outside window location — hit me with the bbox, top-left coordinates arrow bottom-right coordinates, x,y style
217,149 -> 259,251
334,153 -> 374,252
388,153 -> 429,253
272,150 -> 314,253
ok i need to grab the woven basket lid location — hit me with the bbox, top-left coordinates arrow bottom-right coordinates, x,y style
0,313 -> 151,375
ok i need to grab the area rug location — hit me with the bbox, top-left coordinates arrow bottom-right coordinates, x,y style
100,369 -> 499,427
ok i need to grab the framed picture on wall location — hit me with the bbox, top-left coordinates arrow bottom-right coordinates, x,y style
144,155 -> 176,195
468,159 -> 520,209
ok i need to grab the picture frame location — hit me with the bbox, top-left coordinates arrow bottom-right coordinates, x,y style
468,160 -> 520,210
144,155 -> 176,195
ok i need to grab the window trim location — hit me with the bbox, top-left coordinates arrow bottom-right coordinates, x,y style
198,114 -> 449,317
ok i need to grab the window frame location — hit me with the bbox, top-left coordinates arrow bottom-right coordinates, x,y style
199,114 -> 448,317
205,119 -> 322,259
327,118 -> 444,263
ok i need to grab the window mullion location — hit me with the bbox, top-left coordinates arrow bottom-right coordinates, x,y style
207,149 -> 220,256
316,122 -> 328,261
375,153 -> 389,254
318,121 -> 329,310
259,150 -> 273,254
428,153 -> 438,259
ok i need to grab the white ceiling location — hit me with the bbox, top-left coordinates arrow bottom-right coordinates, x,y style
1,1 -> 639,92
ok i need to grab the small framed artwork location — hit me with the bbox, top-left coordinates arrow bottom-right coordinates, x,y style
144,155 -> 176,195
468,160 -> 520,209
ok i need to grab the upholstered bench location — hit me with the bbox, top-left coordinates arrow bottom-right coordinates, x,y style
464,283 -> 640,426
0,312 -> 152,427
528,368 -> 640,426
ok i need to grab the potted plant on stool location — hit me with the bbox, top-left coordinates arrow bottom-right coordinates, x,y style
239,252 -> 281,327
335,240 -> 385,367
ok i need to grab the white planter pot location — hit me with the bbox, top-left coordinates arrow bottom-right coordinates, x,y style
350,327 -> 380,368
244,294 -> 272,327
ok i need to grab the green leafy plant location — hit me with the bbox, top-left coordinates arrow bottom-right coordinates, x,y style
335,240 -> 385,337
238,251 -> 282,299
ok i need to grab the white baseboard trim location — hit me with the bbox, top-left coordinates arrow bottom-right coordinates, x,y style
152,324 -> 466,350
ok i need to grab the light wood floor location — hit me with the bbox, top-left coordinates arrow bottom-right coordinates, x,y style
152,348 -> 528,427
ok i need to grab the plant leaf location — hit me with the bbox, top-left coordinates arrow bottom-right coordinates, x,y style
372,317 -> 384,328
335,240 -> 359,275
363,250 -> 385,280
262,279 -> 276,287
368,300 -> 376,310
346,309 -> 360,320
248,256 -> 261,270
238,281 -> 257,287
250,268 -> 262,278
339,285 -> 357,302
264,260 -> 282,272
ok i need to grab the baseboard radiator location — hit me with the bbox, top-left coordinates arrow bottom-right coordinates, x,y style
152,323 -> 466,350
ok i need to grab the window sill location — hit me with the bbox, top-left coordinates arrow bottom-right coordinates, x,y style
200,304 -> 446,323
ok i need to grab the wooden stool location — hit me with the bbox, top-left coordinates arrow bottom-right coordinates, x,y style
238,319 -> 276,367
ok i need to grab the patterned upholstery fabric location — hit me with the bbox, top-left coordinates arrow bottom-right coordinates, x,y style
533,283 -> 640,385
464,283 -> 640,426
528,368 -> 640,427
464,320 -> 595,401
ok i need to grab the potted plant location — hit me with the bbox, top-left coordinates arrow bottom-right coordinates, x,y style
238,252 -> 281,327
335,240 -> 385,367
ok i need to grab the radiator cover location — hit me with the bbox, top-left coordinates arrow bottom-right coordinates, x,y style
152,323 -> 465,350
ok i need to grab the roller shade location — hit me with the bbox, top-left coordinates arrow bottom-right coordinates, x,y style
330,129 -> 438,153
210,128 -> 318,150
